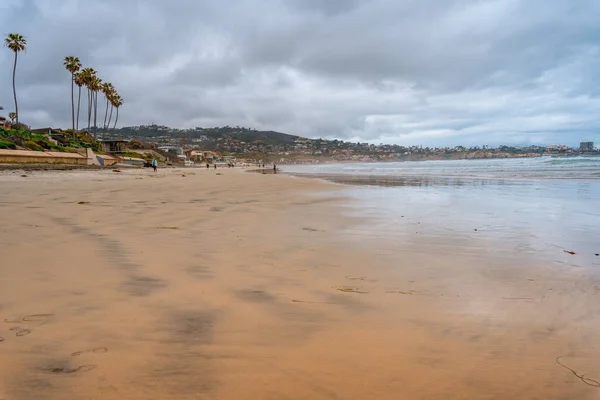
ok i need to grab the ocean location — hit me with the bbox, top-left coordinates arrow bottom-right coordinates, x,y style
283,157 -> 600,270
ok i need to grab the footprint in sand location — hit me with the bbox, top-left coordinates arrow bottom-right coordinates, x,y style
50,365 -> 98,374
4,313 -> 54,324
71,347 -> 108,357
22,313 -> 54,322
10,327 -> 31,337
335,286 -> 369,294
345,275 -> 367,281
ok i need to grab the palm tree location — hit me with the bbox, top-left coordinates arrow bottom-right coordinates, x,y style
63,56 -> 81,132
112,96 -> 123,129
74,71 -> 86,131
88,76 -> 103,139
101,82 -> 115,134
107,92 -> 117,130
4,33 -> 26,125
80,68 -> 96,135
8,112 -> 16,124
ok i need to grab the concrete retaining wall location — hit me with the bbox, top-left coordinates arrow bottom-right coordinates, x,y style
0,149 -> 88,165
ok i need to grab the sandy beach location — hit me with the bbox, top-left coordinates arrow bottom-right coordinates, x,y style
1,167 -> 599,399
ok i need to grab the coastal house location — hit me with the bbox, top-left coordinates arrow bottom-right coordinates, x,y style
187,150 -> 217,163
157,146 -> 183,155
100,139 -> 128,154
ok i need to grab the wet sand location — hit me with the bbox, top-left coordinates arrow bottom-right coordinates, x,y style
0,167 -> 599,399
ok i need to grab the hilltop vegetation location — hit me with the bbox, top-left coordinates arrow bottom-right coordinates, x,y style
106,125 -> 300,146
102,124 -> 596,163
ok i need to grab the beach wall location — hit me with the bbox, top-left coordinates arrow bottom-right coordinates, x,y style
0,149 -> 89,165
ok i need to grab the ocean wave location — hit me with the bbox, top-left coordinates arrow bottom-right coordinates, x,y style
543,157 -> 599,165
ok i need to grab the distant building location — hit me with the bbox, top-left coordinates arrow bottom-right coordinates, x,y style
157,146 -> 183,155
580,141 -> 594,151
99,139 -> 128,154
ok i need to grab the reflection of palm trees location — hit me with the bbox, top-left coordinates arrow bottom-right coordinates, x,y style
4,33 -> 26,125
63,56 -> 82,132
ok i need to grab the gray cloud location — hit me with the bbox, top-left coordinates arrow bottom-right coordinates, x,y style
0,0 -> 599,146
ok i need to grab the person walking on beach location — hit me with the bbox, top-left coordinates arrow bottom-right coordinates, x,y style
273,164 -> 277,173
151,158 -> 157,172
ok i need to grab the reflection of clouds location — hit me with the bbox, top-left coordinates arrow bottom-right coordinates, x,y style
330,167 -> 600,267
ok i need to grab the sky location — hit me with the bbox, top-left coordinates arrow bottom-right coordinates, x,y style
1,0 -> 599,147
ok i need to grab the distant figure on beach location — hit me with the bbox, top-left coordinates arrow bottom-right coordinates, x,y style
273,164 -> 277,173
206,163 -> 209,169
151,158 -> 157,172
214,164 -> 217,169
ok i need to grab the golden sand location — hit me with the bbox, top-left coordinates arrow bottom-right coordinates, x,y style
0,167 -> 598,399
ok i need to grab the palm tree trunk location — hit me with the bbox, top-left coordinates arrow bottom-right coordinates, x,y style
93,91 -> 98,139
107,104 -> 114,131
103,97 -> 109,133
70,72 -> 75,132
76,86 -> 81,131
12,52 -> 18,124
87,89 -> 92,135
113,107 -> 119,129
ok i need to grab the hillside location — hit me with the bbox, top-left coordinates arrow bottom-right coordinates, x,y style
107,125 -> 301,146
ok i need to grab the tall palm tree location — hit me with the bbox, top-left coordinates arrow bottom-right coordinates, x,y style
101,82 -> 115,134
63,56 -> 81,132
4,33 -> 26,125
88,76 -> 103,139
113,96 -> 123,129
80,68 -> 96,135
107,92 -> 117,130
73,71 -> 86,131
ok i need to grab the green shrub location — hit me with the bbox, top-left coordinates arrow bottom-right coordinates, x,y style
30,135 -> 54,149
24,141 -> 44,151
55,135 -> 71,146
0,140 -> 17,149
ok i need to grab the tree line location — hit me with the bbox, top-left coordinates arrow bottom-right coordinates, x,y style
4,33 -> 123,138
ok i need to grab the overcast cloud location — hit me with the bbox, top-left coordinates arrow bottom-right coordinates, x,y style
1,0 -> 599,146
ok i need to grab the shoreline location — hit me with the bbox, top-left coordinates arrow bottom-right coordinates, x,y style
1,168 -> 599,399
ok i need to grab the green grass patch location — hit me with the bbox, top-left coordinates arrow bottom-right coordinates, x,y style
23,141 -> 44,151
0,140 -> 17,149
